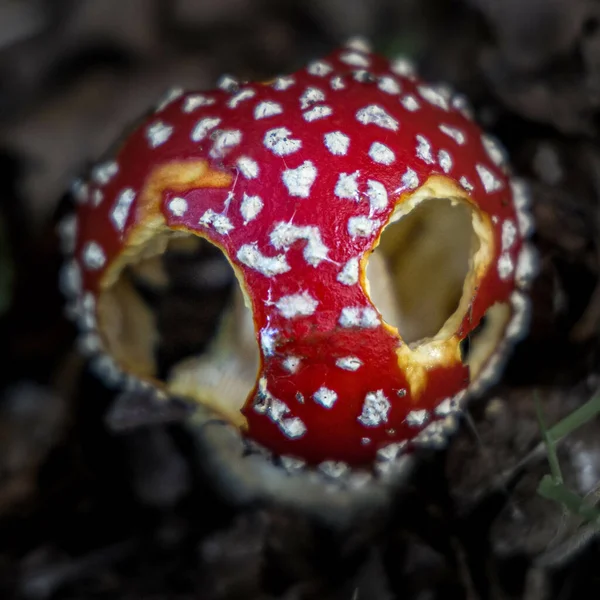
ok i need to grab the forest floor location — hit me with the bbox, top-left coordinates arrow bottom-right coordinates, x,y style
1,1 -> 599,598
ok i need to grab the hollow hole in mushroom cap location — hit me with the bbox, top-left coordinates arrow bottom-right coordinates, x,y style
97,231 -> 259,427
365,185 -> 513,384
366,197 -> 480,345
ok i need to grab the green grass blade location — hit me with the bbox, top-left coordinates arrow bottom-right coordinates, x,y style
535,393 -> 563,484
538,475 -> 600,525
547,393 -> 600,442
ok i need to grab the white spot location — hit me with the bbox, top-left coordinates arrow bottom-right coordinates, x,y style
482,135 -> 505,167
300,87 -> 326,109
282,161 -> 318,198
275,292 -> 319,319
255,380 -> 308,439
324,131 -> 350,156
313,387 -> 338,409
434,397 -> 461,417
439,124 -> 466,145
183,94 -> 215,112
400,95 -> 420,112
367,180 -> 388,213
59,260 -> 82,296
280,418 -> 307,439
57,214 -> 77,254
78,333 -> 102,356
210,129 -> 242,158
476,164 -> 504,193
459,176 -> 474,192
452,94 -> 474,119
167,197 -> 188,217
273,76 -> 295,90
237,243 -> 290,277
335,171 -> 360,201
498,252 -> 514,280
345,36 -> 372,53
515,244 -> 538,288
438,149 -> 453,173
77,292 -> 96,329
264,127 -> 302,156
401,168 -> 419,190
303,105 -> 333,122
353,70 -> 374,83
337,257 -> 359,286
110,188 -> 136,232
254,100 -> 283,120
405,409 -> 429,427
319,461 -> 349,479
339,307 -> 380,328
336,356 -> 362,371
91,354 -> 121,386
156,87 -> 183,111
502,219 -> 517,251
358,390 -> 390,427
217,74 -> 239,92
330,75 -> 345,90
340,51 -> 370,68
82,241 -> 106,270
348,216 -> 380,238
260,327 -> 278,355
416,135 -> 435,164
361,307 -> 380,327
282,356 -> 301,373
268,398 -> 287,421
280,455 -> 306,471
391,57 -> 415,77
368,142 -> 395,165
227,88 -> 256,108
191,117 -> 221,142
237,156 -> 259,179
199,209 -> 234,235
417,85 -> 449,110
270,222 -> 329,266
71,180 -> 89,204
377,441 -> 407,462
308,60 -> 333,76
92,161 -> 118,185
506,290 -> 530,340
378,76 -> 401,94
240,193 -> 263,224
92,189 -> 103,207
146,121 -> 173,148
356,105 -> 399,131
511,179 -> 530,210
511,179 -> 534,237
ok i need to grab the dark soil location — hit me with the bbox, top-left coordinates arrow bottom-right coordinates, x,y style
1,1 -> 600,598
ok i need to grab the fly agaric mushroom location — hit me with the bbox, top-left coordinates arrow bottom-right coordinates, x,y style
59,38 -> 536,478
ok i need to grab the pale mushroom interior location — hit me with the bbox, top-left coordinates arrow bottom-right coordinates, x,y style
97,232 -> 260,427
365,181 -> 511,382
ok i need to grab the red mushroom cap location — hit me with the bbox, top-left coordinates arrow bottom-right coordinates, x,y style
59,39 -> 536,474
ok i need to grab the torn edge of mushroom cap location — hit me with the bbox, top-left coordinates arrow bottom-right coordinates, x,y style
56,37 -> 538,507
441,175 -> 538,415
185,409 -> 415,527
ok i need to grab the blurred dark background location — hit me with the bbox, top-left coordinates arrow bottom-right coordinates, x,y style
0,0 -> 600,598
